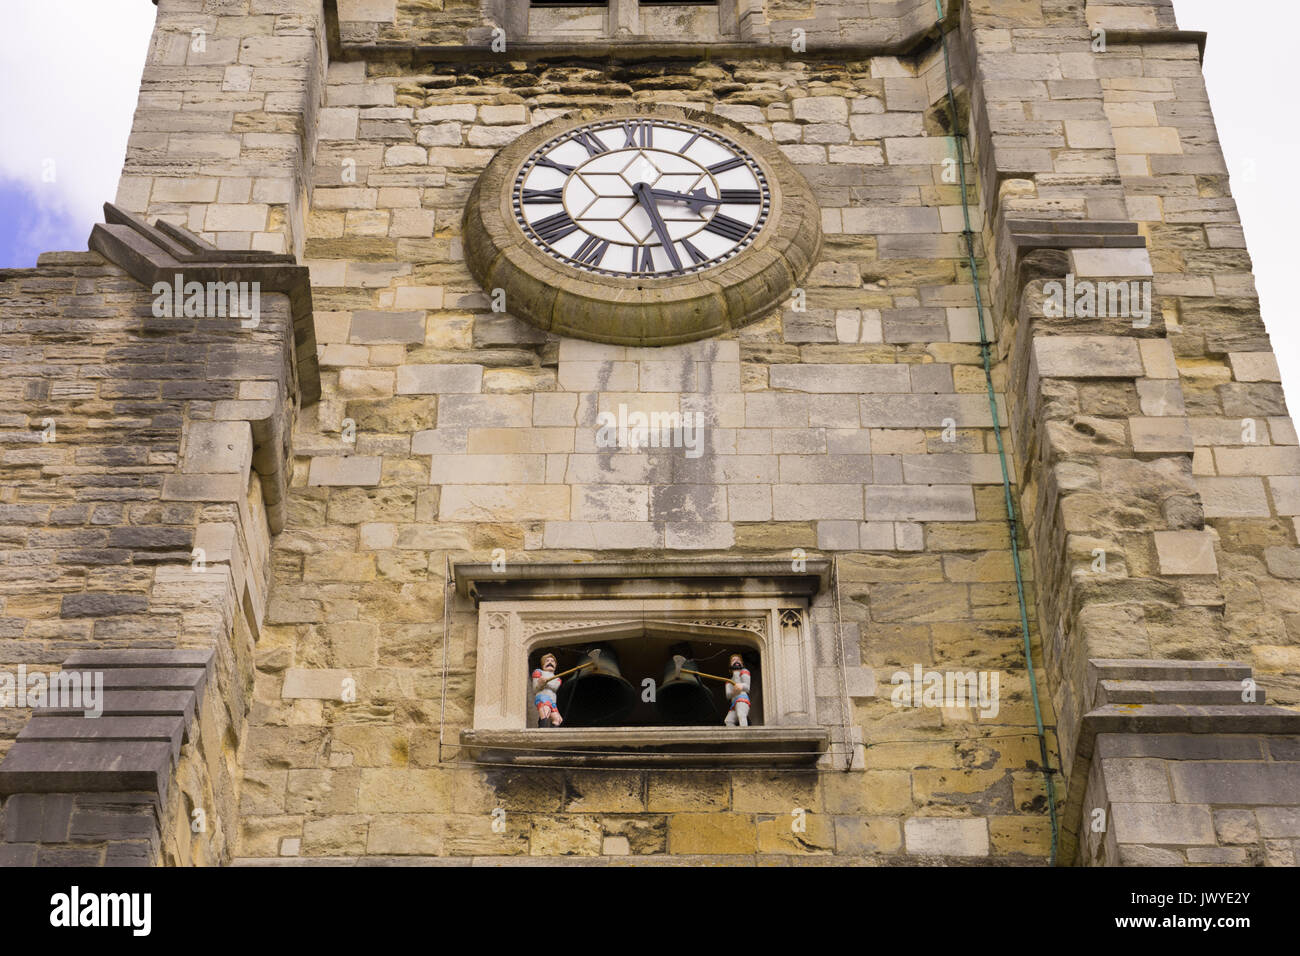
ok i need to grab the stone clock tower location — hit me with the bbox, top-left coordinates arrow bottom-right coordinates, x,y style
2,0 -> 1299,867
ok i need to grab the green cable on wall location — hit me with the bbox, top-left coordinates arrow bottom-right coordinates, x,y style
933,0 -> 1061,865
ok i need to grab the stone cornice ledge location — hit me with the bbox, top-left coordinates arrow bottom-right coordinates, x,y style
88,203 -> 320,407
453,558 -> 832,603
459,726 -> 829,767
1057,658 -> 1300,865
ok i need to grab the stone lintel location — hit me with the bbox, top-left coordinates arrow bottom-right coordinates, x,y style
459,726 -> 829,767
453,557 -> 832,603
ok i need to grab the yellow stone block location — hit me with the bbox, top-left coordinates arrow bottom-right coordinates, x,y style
237,815 -> 303,857
731,771 -> 818,813
668,813 -> 757,854
529,814 -> 603,856
302,814 -> 369,855
989,815 -> 1053,856
756,812 -> 834,854
366,814 -> 445,855
563,771 -> 646,813
647,772 -> 731,812
357,768 -> 453,812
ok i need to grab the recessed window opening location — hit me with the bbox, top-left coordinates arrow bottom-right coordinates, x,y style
529,633 -> 763,728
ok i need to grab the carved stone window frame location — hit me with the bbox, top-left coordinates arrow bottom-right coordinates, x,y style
475,598 -> 812,730
452,559 -> 832,766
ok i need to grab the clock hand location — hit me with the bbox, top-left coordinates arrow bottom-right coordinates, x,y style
632,182 -> 683,272
648,187 -> 719,214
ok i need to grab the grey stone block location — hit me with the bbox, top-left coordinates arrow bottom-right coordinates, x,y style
103,840 -> 158,866
1111,803 -> 1216,846
397,364 -> 484,394
1267,737 -> 1300,761
859,394 -> 999,428
0,792 -> 72,843
0,740 -> 173,799
1033,336 -> 1143,379
0,843 -> 37,866
865,485 -> 976,521
1255,807 -> 1300,838
1101,757 -> 1171,803
63,648 -> 214,669
1171,762 -> 1300,806
106,527 -> 194,550
60,593 -> 149,618
348,310 -> 426,345
1213,809 -> 1259,845
1115,844 -> 1185,866
307,456 -> 382,487
1186,846 -> 1250,864
903,817 -> 989,857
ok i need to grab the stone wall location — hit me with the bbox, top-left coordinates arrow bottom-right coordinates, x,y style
0,241 -> 310,864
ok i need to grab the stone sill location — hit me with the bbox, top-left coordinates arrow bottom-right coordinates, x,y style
458,726 -> 829,767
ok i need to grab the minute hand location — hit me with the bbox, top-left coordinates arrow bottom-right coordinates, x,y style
632,182 -> 683,272
648,188 -> 720,215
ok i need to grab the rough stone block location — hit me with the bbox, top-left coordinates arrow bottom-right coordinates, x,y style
1170,763 -> 1300,806
397,364 -> 484,394
1197,477 -> 1270,518
349,311 -> 426,345
1034,336 -> 1143,380
307,456 -> 382,487
903,817 -> 989,857
1111,803 -> 1216,846
182,420 -> 253,475
282,669 -> 353,700
1153,530 -> 1218,576
1228,352 -> 1281,383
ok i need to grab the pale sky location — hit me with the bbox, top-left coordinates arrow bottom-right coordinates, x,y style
0,1 -> 1294,408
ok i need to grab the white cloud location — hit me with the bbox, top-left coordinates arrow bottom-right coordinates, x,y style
0,1 -> 156,229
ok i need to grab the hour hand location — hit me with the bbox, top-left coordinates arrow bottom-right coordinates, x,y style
648,187 -> 719,215
632,182 -> 682,272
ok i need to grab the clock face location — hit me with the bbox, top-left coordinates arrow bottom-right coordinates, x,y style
512,118 -> 771,278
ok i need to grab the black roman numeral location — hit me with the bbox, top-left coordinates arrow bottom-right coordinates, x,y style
634,246 -> 655,275
703,214 -> 751,242
532,211 -> 579,243
572,130 -> 608,157
535,156 -> 576,175
720,189 -> 762,204
707,157 -> 746,174
622,120 -> 653,147
680,238 -> 709,266
522,187 -> 564,203
573,235 -> 609,267
680,131 -> 702,152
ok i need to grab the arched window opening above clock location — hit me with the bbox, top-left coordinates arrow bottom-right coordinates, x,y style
494,0 -> 740,43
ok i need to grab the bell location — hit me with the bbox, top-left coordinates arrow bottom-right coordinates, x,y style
556,644 -> 637,727
655,644 -> 719,725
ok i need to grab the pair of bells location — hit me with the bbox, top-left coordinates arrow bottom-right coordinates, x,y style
552,643 -> 738,727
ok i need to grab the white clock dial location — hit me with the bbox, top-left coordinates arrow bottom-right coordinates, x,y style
512,118 -> 771,277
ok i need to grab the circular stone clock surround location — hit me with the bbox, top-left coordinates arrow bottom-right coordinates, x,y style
463,105 -> 823,347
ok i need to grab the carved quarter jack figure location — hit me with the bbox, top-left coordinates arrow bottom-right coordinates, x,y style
724,652 -> 751,727
532,652 -> 563,727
